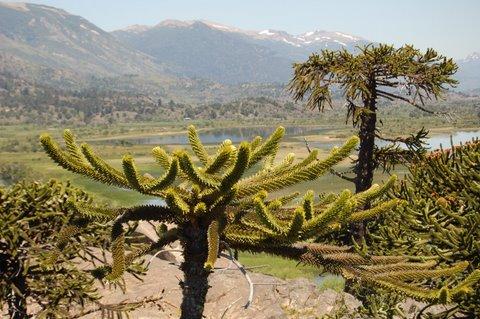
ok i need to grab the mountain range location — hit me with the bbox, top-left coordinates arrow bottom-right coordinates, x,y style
111,20 -> 368,84
0,1 -> 478,93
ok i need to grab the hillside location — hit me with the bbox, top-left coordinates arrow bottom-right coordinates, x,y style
0,72 -> 303,126
0,2 -> 163,78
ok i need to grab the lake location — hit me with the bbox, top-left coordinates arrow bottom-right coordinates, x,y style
424,130 -> 479,149
91,125 -> 335,147
376,130 -> 480,150
94,126 -> 479,151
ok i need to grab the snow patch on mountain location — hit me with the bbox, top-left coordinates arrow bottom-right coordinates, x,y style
209,23 -> 230,30
79,23 -> 100,35
282,38 -> 301,47
335,32 -> 358,40
464,52 -> 480,61
259,30 -> 275,36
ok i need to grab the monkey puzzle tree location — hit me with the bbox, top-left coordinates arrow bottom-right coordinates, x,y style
0,180 -> 101,318
0,181 -> 94,317
366,139 -> 480,317
39,126 -> 479,319
289,44 -> 458,239
0,180 -> 150,318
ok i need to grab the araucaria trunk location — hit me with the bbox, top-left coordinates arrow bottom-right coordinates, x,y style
7,278 -> 27,319
1,252 -> 28,319
179,222 -> 211,319
353,85 -> 377,240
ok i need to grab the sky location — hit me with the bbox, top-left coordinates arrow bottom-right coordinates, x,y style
4,0 -> 480,58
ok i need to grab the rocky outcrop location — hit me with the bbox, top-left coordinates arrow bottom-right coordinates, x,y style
81,256 -> 361,319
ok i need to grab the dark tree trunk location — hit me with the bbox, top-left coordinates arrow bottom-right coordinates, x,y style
352,86 -> 378,241
1,252 -> 28,319
7,277 -> 27,319
179,222 -> 210,319
345,84 -> 378,296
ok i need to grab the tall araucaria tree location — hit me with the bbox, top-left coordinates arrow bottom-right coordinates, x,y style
289,44 -> 458,240
39,126 -> 479,319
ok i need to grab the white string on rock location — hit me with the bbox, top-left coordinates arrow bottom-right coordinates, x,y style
220,246 -> 254,309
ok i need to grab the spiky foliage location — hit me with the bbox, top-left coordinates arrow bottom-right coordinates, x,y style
0,180 -> 150,319
289,44 -> 458,240
365,139 -> 480,317
40,126 -> 479,319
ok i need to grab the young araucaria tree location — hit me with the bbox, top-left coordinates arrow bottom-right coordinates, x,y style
289,44 -> 458,239
0,180 -> 144,318
40,126 -> 479,319
367,139 -> 480,316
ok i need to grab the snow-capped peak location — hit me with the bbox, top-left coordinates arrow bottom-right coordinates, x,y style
464,52 -> 480,61
115,19 -> 364,48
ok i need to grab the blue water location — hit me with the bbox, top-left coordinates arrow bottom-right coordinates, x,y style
93,126 -> 479,151
376,130 -> 480,150
92,126 -> 334,147
423,131 -> 479,150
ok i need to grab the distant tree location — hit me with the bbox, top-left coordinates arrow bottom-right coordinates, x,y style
39,127 -> 479,319
289,44 -> 458,240
208,109 -> 217,119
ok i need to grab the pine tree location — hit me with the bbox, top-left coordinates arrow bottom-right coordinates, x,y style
39,126 -> 479,319
289,44 -> 458,240
366,139 -> 480,316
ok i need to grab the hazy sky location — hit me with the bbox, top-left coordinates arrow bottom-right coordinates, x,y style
4,0 -> 480,58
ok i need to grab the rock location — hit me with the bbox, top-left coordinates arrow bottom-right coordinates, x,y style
135,222 -> 184,263
395,299 -> 456,318
136,221 -> 161,242
154,250 -> 178,263
80,256 -> 361,318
